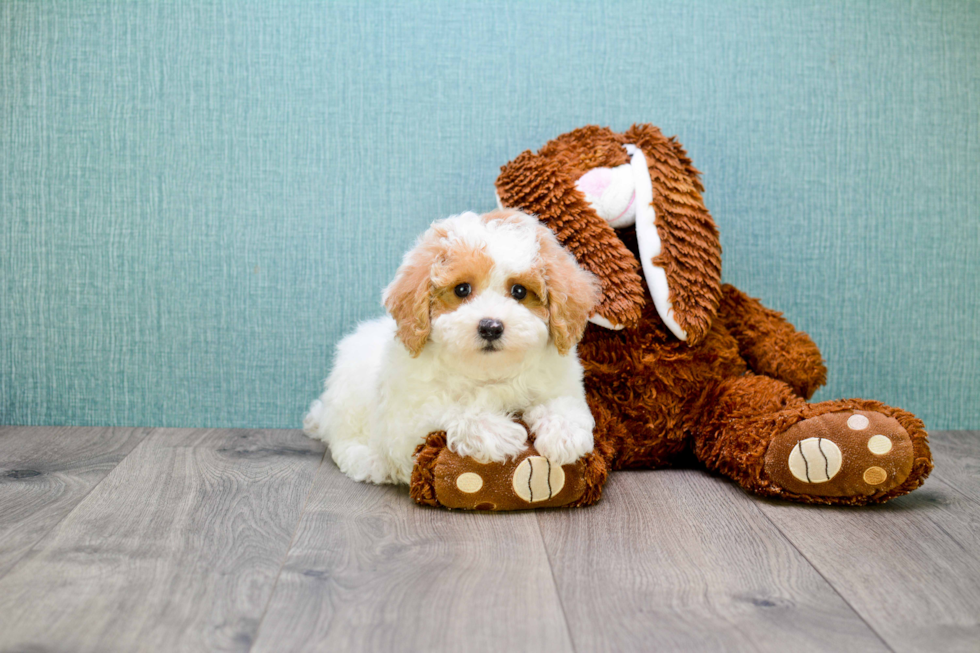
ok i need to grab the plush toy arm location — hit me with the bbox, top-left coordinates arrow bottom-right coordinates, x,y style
718,284 -> 827,399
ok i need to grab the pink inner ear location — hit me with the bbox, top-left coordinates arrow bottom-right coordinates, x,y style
576,168 -> 613,197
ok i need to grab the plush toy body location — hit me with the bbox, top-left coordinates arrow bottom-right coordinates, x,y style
412,125 -> 932,508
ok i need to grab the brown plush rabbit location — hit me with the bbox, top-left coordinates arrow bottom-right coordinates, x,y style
411,125 -> 932,509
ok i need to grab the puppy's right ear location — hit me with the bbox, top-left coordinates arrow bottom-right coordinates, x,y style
383,243 -> 435,357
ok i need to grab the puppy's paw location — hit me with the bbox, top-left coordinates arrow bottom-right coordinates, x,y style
331,442 -> 392,485
526,404 -> 594,466
445,413 -> 529,464
302,400 -> 326,439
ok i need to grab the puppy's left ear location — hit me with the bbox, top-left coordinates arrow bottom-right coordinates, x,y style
537,225 -> 601,355
383,244 -> 435,357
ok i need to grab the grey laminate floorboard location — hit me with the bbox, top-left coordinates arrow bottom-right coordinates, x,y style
536,468 -> 889,653
929,430 -> 980,501
756,431 -> 980,653
0,425 -> 149,580
1,428 -> 976,652
250,459 -> 573,653
0,428 -> 325,653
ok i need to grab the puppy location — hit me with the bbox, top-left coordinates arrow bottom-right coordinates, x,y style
303,209 -> 600,485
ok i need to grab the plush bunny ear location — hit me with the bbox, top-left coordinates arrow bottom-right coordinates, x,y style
496,124 -> 722,346
622,124 -> 722,346
496,132 -> 647,330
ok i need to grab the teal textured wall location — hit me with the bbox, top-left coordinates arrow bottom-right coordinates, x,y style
2,1 -> 978,429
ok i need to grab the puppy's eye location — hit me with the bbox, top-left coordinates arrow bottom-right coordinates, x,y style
454,283 -> 471,298
511,284 -> 527,300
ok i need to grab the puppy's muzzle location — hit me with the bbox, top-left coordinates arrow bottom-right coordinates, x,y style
477,318 -> 504,342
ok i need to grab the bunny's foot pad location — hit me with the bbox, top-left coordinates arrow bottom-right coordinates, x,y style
764,410 -> 915,499
411,431 -> 606,510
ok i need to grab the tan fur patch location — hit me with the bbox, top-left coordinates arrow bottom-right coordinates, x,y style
507,271 -> 548,320
430,244 -> 495,320
431,243 -> 495,289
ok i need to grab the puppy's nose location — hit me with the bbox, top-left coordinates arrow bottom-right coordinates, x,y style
477,318 -> 504,341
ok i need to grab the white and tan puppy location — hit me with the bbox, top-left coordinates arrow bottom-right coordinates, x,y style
304,209 -> 600,485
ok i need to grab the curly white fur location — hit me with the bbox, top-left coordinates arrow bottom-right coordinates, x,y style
304,210 -> 598,485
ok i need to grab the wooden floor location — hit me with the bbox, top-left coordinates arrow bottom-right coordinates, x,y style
0,427 -> 977,652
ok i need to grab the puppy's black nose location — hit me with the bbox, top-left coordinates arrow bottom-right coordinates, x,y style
478,318 -> 504,341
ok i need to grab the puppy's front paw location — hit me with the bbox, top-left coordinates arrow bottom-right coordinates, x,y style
526,404 -> 594,466
445,413 -> 529,464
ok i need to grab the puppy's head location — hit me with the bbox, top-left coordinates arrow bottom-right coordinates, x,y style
383,210 -> 599,366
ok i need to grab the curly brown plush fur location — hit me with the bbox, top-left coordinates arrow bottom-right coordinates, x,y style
410,124 -> 932,510
491,124 -> 933,507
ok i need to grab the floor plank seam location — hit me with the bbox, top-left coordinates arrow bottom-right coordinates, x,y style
0,427 -> 154,585
534,514 -> 579,653
248,445 -> 329,652
750,501 -> 897,653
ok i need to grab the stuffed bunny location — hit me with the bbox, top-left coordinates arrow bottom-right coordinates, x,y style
411,125 -> 932,509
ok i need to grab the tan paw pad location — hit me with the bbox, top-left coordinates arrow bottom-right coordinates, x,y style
787,438 -> 842,483
863,466 -> 888,485
513,456 -> 565,503
456,472 -> 484,493
867,434 -> 893,455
